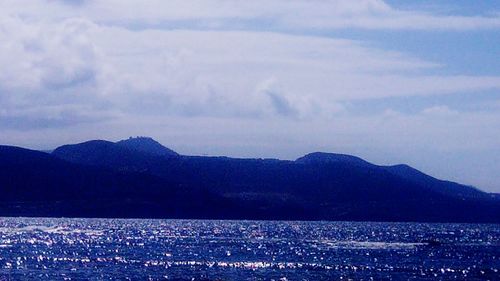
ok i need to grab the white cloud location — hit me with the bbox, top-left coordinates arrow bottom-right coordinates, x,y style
0,16 -> 117,125
421,105 -> 458,116
281,8 -> 500,31
1,0 -> 499,31
1,15 -> 500,125
92,27 -> 498,114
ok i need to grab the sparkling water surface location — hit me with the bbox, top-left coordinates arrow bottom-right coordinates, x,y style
0,218 -> 498,280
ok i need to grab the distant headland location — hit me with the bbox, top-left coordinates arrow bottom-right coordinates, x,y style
0,137 -> 498,223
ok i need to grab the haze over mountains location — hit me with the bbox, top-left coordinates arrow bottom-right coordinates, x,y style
0,137 -> 498,222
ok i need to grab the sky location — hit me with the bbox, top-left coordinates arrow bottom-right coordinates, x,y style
0,0 -> 499,192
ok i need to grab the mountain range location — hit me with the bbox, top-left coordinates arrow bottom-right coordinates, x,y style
0,137 -> 498,222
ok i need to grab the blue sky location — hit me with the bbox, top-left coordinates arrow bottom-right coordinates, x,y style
0,0 -> 499,192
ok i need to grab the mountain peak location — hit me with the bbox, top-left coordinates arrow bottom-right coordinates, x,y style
296,152 -> 371,166
116,136 -> 178,157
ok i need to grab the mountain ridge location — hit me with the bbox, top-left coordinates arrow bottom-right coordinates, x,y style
0,137 -> 498,222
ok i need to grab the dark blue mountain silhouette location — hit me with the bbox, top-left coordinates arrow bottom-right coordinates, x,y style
116,136 -> 178,157
1,137 -> 498,222
296,152 -> 371,167
0,145 -> 253,219
384,164 -> 488,200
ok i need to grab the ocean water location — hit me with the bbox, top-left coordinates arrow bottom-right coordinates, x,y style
0,218 -> 498,280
